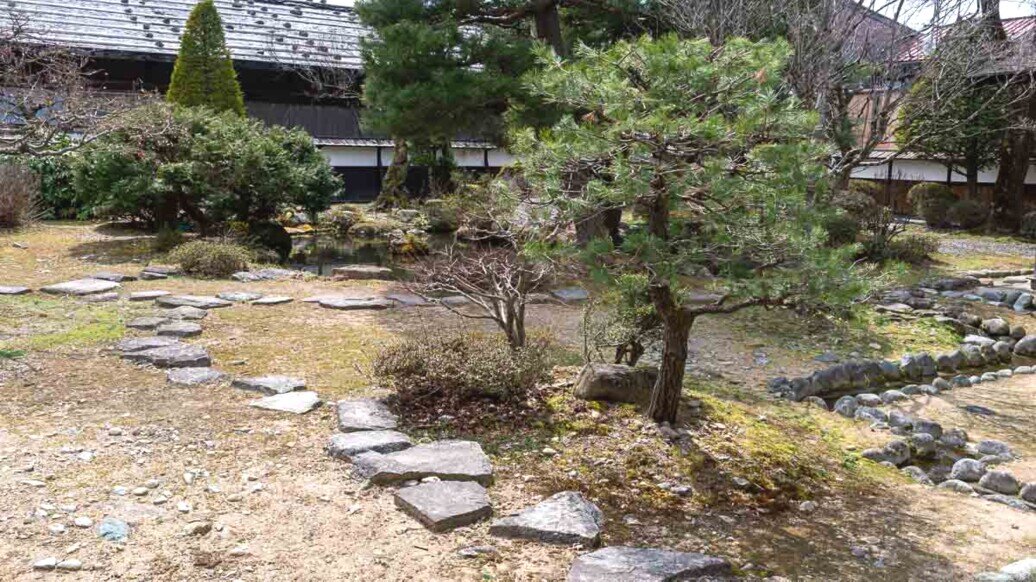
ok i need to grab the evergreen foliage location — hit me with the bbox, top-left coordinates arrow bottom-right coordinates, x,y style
167,0 -> 246,115
515,36 -> 868,422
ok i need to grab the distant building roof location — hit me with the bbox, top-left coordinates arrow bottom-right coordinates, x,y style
1,0 -> 365,68
898,15 -> 1036,66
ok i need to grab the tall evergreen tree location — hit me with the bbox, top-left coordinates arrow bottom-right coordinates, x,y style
167,0 -> 245,116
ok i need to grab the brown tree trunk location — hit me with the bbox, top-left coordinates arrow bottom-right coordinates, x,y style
532,0 -> 567,58
990,110 -> 1034,231
965,162 -> 979,200
647,283 -> 694,424
375,138 -> 409,210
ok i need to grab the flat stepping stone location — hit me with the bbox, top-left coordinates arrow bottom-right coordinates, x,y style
231,271 -> 262,282
249,391 -> 321,414
302,295 -> 338,303
336,398 -> 398,432
141,265 -> 180,276
82,292 -> 119,303
318,296 -> 395,311
156,321 -> 203,338
217,291 -> 264,302
384,293 -> 429,307
352,440 -> 493,486
156,295 -> 232,310
127,317 -> 170,330
0,286 -> 30,295
232,375 -> 306,395
165,306 -> 208,320
551,287 -> 589,303
140,271 -> 168,280
251,296 -> 292,305
41,278 -> 120,296
394,481 -> 492,532
122,344 -> 211,368
167,367 -> 223,385
326,431 -> 412,459
568,547 -> 732,582
116,336 -> 182,353
91,272 -> 136,282
331,264 -> 393,280
489,491 -> 602,546
128,291 -> 170,301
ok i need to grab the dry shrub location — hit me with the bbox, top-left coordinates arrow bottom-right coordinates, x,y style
371,330 -> 554,409
0,162 -> 41,228
168,240 -> 251,277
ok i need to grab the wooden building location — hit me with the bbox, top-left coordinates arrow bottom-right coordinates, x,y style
1,0 -> 513,200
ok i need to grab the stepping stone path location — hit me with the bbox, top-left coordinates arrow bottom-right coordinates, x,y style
167,367 -> 224,385
336,399 -> 398,432
217,291 -> 264,302
331,264 -> 393,280
41,278 -> 120,296
249,391 -> 321,414
128,291 -> 170,301
83,292 -> 119,303
232,375 -> 306,395
122,344 -> 211,368
351,440 -> 494,486
156,295 -> 232,309
117,336 -> 182,352
394,481 -> 492,532
166,306 -> 208,320
141,265 -> 180,277
489,491 -> 603,546
126,317 -> 170,330
251,296 -> 292,305
91,271 -> 136,282
551,287 -> 590,303
326,431 -> 412,459
0,286 -> 30,295
156,322 -> 203,338
318,296 -> 395,311
567,547 -> 732,581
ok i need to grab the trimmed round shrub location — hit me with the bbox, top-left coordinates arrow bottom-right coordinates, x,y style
822,213 -> 861,246
882,234 -> 940,264
168,240 -> 251,277
946,199 -> 988,229
370,331 -> 554,407
832,189 -> 879,223
908,182 -> 957,227
1020,211 -> 1036,240
847,179 -> 884,200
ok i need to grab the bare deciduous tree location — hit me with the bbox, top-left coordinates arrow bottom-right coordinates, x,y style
0,9 -> 142,156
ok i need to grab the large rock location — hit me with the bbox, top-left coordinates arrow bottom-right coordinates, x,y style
156,321 -> 203,338
977,439 -> 1013,457
165,306 -> 208,320
249,391 -> 321,414
489,491 -> 603,546
352,440 -> 493,486
1021,483 -> 1036,504
116,336 -> 182,353
0,285 -> 30,295
331,265 -> 394,281
326,431 -> 412,459
41,278 -> 120,296
155,295 -> 232,310
833,395 -> 857,418
999,558 -> 1036,582
91,271 -> 136,282
394,481 -> 492,532
573,364 -> 657,405
167,367 -> 223,385
861,440 -> 910,466
232,375 -> 306,395
961,344 -> 986,367
982,318 -> 1011,336
336,398 -> 398,432
950,458 -> 986,482
121,344 -> 211,368
1013,335 -> 1036,356
854,406 -> 887,424
978,470 -> 1021,495
318,296 -> 395,311
567,547 -> 732,582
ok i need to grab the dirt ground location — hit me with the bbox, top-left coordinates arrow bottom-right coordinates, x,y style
0,223 -> 1033,581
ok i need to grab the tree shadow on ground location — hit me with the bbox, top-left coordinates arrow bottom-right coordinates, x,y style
67,236 -> 157,266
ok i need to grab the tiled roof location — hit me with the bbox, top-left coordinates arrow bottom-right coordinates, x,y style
898,15 -> 1036,64
2,0 -> 366,68
314,137 -> 496,148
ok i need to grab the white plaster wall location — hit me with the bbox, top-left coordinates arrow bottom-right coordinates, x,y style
319,145 -> 516,168
852,159 -> 1036,184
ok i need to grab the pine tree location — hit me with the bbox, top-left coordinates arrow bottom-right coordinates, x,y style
167,0 -> 245,115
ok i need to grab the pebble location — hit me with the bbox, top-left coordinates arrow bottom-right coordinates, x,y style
228,545 -> 249,557
112,486 -> 128,496
184,521 -> 212,536
132,487 -> 149,496
56,559 -> 82,571
177,501 -> 191,513
798,501 -> 818,513
32,557 -> 58,570
73,517 -> 93,528
48,523 -> 66,534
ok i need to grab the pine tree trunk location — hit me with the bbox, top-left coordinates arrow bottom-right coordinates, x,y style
532,0 -> 567,58
990,122 -> 1032,231
647,314 -> 693,424
966,162 -> 979,200
375,138 -> 409,210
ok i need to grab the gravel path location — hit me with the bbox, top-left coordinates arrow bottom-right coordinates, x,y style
938,236 -> 1036,258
